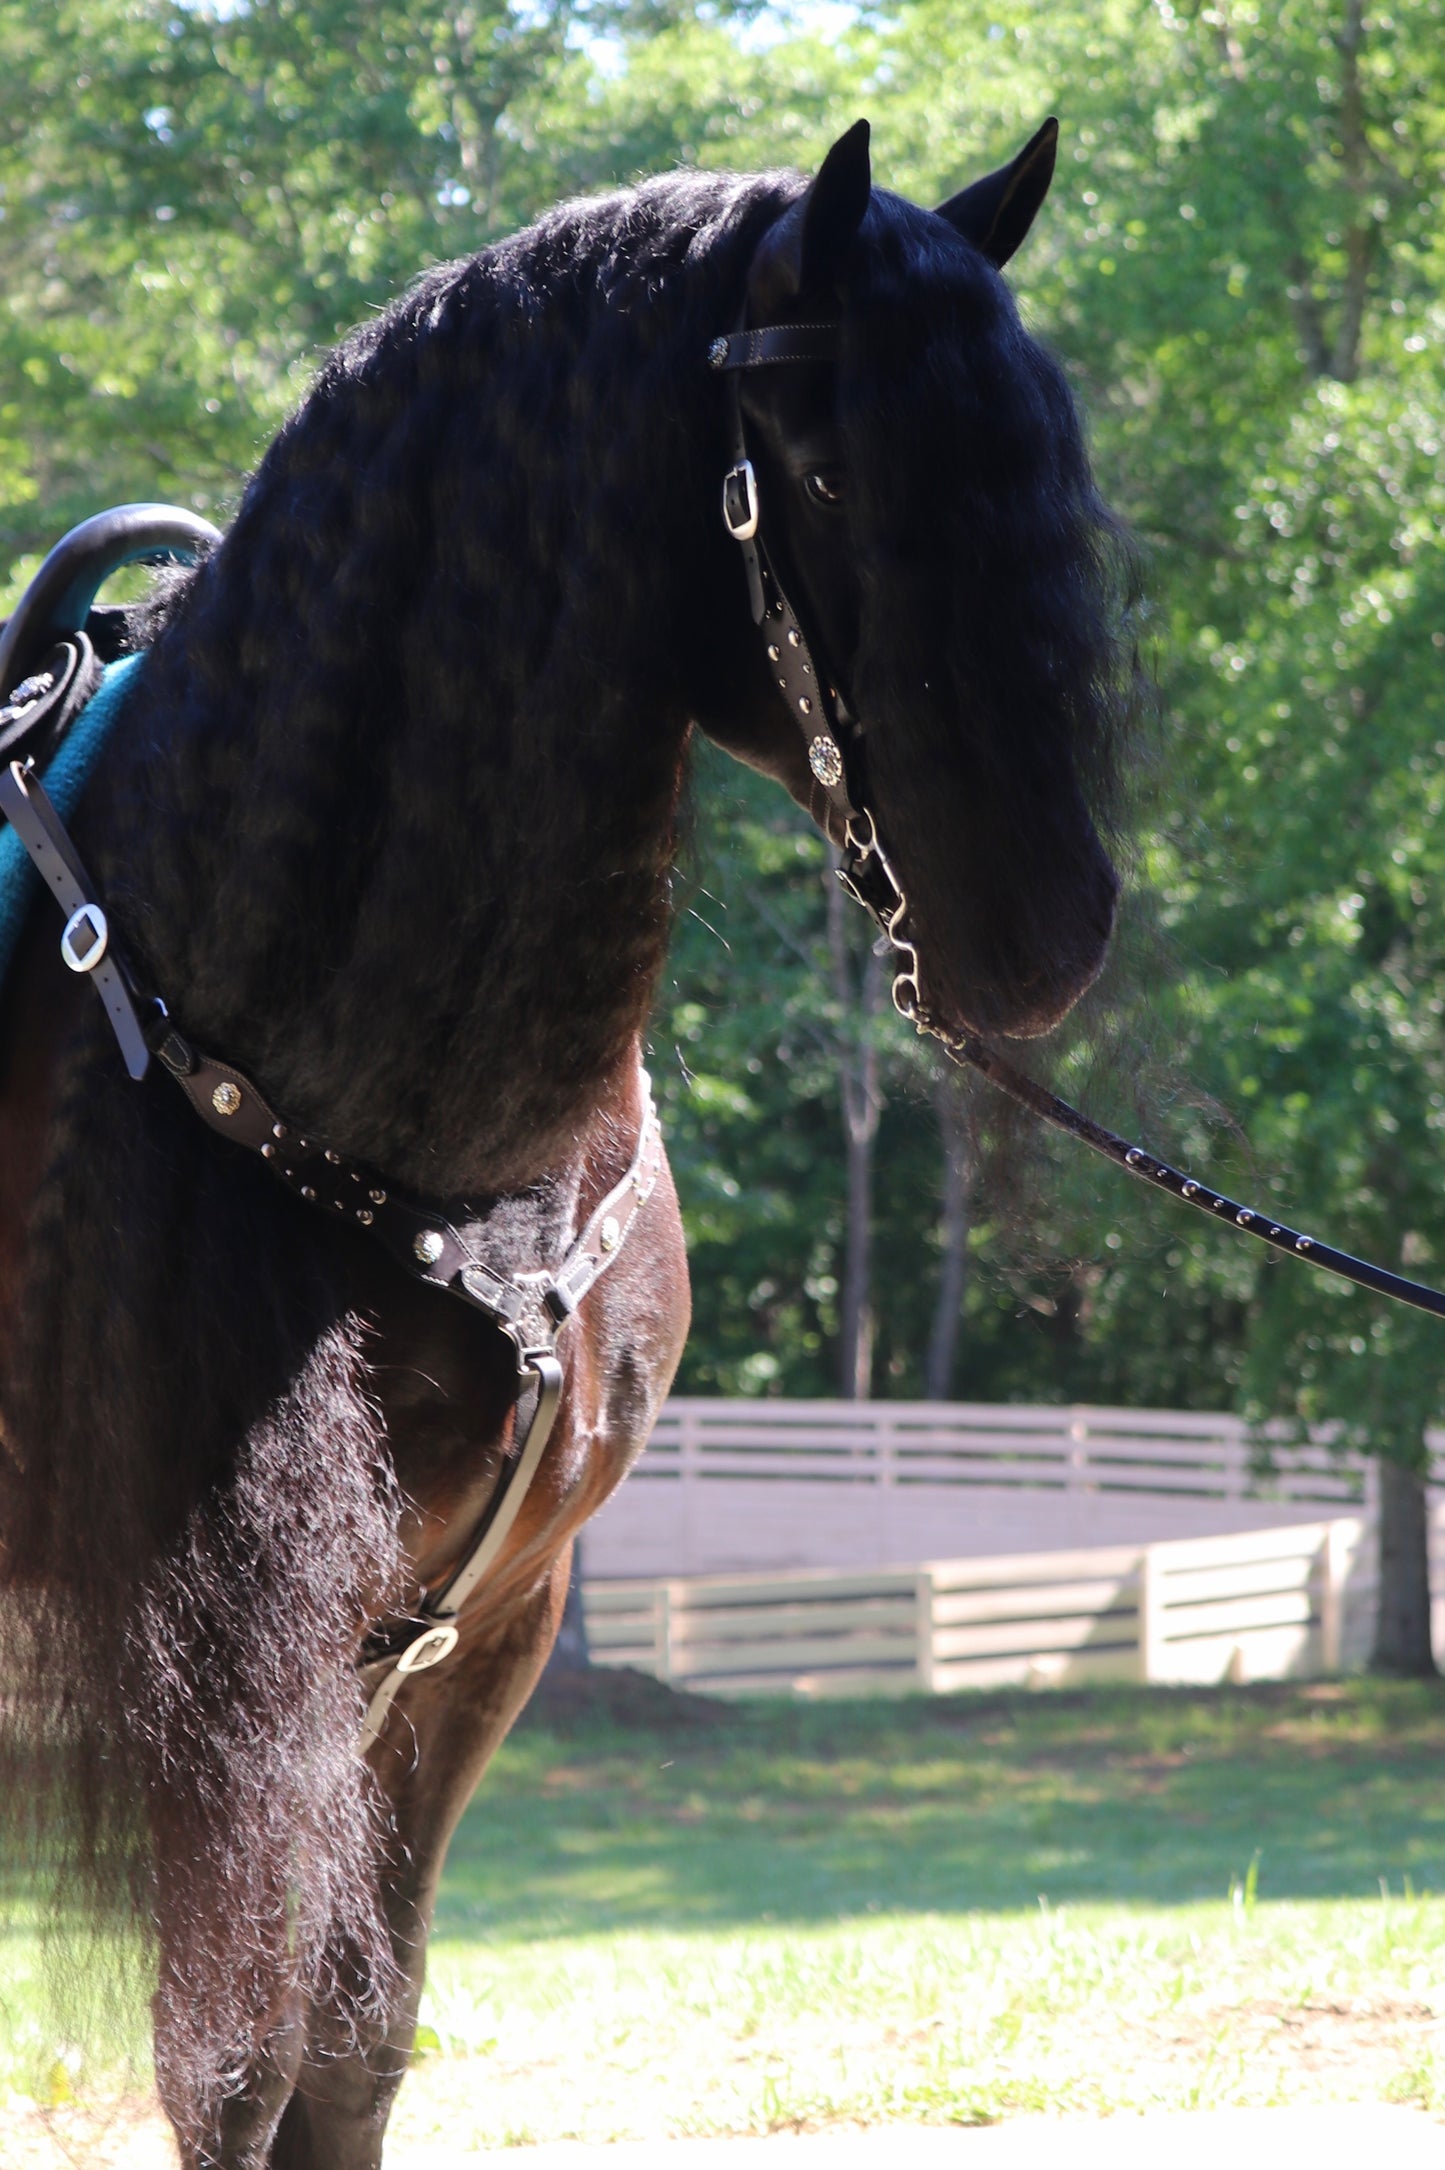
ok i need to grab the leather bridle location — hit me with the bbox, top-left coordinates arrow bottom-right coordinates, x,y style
708,316 -> 924,1018
708,313 -> 1445,1325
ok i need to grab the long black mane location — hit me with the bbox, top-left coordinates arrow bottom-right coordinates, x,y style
105,173 -> 796,1193
0,160 -> 1133,2142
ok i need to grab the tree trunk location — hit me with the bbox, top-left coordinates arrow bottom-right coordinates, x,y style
925,1074 -> 970,1401
828,870 -> 884,1399
1328,0 -> 1375,385
839,1108 -> 876,1398
1370,1457 -> 1436,1677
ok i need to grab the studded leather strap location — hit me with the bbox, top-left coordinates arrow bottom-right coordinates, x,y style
706,323 -> 839,372
709,310 -> 864,822
156,1032 -> 663,1365
156,1033 -> 665,1757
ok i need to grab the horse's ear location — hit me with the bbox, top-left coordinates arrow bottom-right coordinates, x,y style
748,119 -> 872,316
934,117 -> 1059,268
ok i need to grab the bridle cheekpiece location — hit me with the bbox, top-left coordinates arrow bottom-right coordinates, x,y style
708,311 -> 924,1023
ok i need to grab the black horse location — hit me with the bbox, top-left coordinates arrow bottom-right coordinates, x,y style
0,119 -> 1130,2167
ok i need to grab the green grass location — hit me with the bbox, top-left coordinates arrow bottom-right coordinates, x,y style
441,1677 -> 1445,1927
390,1677 -> 1445,2147
5,1678 -> 1445,2148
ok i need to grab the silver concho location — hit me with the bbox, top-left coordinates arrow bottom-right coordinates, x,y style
808,734 -> 844,789
413,1229 -> 446,1266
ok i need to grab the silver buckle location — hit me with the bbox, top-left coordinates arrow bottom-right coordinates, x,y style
394,1622 -> 460,1674
722,460 -> 760,542
60,903 -> 109,974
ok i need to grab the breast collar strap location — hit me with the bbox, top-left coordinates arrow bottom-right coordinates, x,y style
0,726 -> 662,1755
156,1018 -> 661,1754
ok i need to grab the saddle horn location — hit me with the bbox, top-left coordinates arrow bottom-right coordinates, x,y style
0,502 -> 221,697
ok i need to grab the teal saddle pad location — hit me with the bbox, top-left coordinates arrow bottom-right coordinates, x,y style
0,650 -> 145,994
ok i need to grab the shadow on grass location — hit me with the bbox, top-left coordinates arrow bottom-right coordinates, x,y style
434,1677 -> 1445,1940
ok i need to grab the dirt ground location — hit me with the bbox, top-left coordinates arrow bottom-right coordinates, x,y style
8,2095 -> 1443,2170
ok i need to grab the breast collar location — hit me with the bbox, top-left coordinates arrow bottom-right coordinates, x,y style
0,510 -> 663,1753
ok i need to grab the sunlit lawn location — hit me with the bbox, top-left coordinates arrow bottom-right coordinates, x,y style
4,1677 -> 1445,2155
401,1677 -> 1445,2145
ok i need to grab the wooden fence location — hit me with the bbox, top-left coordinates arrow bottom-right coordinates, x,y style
584,1398 -> 1391,1580
584,1517 -> 1370,1699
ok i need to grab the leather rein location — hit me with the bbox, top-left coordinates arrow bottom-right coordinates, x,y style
709,315 -> 1445,1325
0,509 -> 662,1756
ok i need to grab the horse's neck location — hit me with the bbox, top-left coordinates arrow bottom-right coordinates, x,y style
78,205 -> 754,1193
92,589 -> 690,1199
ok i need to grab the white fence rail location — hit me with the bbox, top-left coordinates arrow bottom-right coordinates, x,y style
584,1518 -> 1370,1700
585,1398 -> 1394,1580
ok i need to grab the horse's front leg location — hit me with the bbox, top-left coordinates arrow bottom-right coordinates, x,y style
151,1879 -> 309,2170
187,2001 -> 306,2170
266,1553 -> 570,2170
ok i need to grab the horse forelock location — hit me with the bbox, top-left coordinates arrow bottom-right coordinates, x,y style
831,194 -> 1139,1032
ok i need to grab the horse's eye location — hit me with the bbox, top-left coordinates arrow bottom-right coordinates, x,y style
803,468 -> 845,508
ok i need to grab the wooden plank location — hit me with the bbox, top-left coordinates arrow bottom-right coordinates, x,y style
668,1579 -> 906,1614
927,1544 -> 1145,1588
1161,1590 -> 1314,1641
671,1629 -> 917,1669
931,1575 -> 1138,1627
1082,1468 -> 1265,1497
1152,1623 -> 1316,1685
587,1632 -> 663,1662
590,1631 -> 659,1666
1149,1523 -> 1330,1574
932,1614 -> 1140,1662
667,1599 -> 915,1643
1160,1555 -> 1316,1607
587,1611 -> 663,1642
582,1577 -> 670,1603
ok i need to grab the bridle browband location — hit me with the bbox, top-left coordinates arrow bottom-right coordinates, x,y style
709,313 -> 1445,1325
0,508 -> 663,1756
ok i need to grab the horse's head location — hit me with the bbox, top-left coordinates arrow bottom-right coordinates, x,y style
700,120 -> 1130,1041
